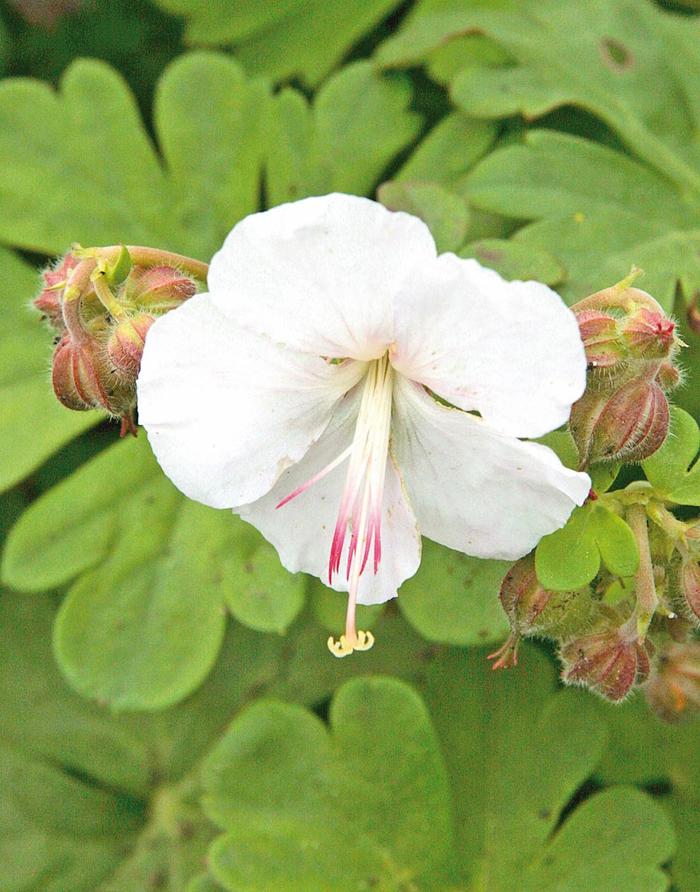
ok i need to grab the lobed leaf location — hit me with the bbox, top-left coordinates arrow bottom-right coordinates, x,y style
1,437 -> 303,709
419,646 -> 673,891
0,52 -> 269,259
266,61 -> 421,206
536,502 -> 639,591
597,696 -> 697,891
203,677 -> 453,890
398,538 -> 509,646
642,406 -> 700,506
153,0 -> 401,85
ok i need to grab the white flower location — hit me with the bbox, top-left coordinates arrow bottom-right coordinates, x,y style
137,193 -> 590,657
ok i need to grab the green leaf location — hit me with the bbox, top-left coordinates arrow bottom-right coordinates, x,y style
220,539 -> 307,635
202,677 -> 454,890
597,696 -> 697,891
418,645 -> 673,891
538,430 -> 619,493
154,0 -> 400,85
0,247 -> 98,492
398,538 -> 509,646
266,62 -> 421,206
395,111 -> 497,187
642,406 -> 700,506
536,502 -> 639,590
0,52 -> 269,259
459,237 -> 566,285
378,179 -> 469,252
0,588 -> 431,891
378,0 -> 700,194
1,436 -> 304,709
465,130 -> 700,310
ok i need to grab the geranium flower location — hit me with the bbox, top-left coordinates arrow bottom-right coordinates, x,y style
137,194 -> 590,656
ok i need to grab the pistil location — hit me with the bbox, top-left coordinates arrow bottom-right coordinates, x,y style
276,354 -> 394,657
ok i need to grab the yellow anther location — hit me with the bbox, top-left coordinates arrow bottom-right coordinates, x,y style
327,630 -> 375,658
353,629 -> 375,651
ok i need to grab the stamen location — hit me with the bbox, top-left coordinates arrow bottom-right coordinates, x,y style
277,354 -> 394,657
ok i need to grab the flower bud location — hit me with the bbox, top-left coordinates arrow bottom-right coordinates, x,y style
107,313 -> 155,378
560,627 -> 654,702
571,378 -> 669,466
656,361 -> 681,391
125,265 -> 197,311
645,641 -> 700,722
678,556 -> 700,624
52,334 -> 106,411
51,333 -> 133,418
498,555 -> 596,640
621,307 -> 676,360
575,309 -> 626,377
33,253 -> 79,330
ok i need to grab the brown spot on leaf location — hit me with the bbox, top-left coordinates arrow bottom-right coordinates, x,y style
599,36 -> 635,72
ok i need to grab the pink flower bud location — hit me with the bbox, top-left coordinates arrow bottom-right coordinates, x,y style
678,557 -> 700,624
498,555 -> 595,640
571,378 -> 669,466
33,253 -> 79,330
645,641 -> 700,722
107,313 -> 155,378
51,334 -> 107,411
621,307 -> 676,360
560,627 -> 654,702
51,333 -> 133,418
656,361 -> 681,391
125,265 -> 197,311
575,308 -> 626,373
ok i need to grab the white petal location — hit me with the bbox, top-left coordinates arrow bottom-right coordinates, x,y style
391,377 -> 590,561
208,193 -> 437,361
137,293 -> 364,509
391,253 -> 587,438
237,391 -> 422,605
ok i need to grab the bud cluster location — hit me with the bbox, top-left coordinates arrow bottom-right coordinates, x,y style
489,273 -> 700,711
491,498 -> 700,708
569,272 -> 682,468
35,245 -> 207,434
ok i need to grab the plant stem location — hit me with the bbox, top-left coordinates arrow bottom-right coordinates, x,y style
622,503 -> 658,642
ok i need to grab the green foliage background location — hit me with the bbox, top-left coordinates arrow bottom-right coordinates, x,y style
0,0 -> 698,888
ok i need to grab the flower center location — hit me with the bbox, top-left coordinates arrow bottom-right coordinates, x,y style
276,353 -> 394,657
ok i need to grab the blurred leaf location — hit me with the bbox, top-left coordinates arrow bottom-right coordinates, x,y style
597,695 -> 698,891
266,62 -> 421,205
643,406 -> 700,506
378,0 -> 700,190
398,538 -> 509,646
220,539 -> 307,634
0,52 -> 269,259
0,588 -> 433,890
536,502 -> 639,591
465,131 -> 700,310
459,237 -> 566,285
202,677 -> 453,890
378,179 -> 469,252
0,15 -> 8,73
419,645 -> 673,891
0,247 -> 98,492
1,436 -> 304,708
153,0 -> 400,85
7,0 -> 183,110
200,645 -> 673,890
395,111 -> 497,187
